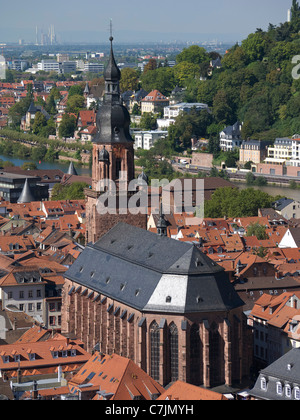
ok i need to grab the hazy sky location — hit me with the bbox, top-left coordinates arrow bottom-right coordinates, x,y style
0,0 -> 294,43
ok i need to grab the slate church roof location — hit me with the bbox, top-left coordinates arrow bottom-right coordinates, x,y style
65,223 -> 244,314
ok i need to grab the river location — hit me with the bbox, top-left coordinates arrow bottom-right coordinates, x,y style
231,181 -> 300,201
0,153 -> 299,201
0,154 -> 92,176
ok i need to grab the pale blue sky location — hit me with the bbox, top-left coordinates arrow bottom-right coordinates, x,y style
0,0 -> 294,43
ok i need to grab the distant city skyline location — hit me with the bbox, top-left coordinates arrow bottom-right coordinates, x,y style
0,0 -> 294,44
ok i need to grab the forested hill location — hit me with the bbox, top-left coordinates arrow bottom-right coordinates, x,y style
132,0 -> 300,147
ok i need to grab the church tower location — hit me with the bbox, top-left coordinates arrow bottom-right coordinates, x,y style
85,37 -> 147,244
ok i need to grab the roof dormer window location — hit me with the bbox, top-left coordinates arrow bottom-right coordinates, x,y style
2,355 -> 9,364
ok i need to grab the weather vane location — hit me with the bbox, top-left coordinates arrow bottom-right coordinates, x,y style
109,19 -> 113,42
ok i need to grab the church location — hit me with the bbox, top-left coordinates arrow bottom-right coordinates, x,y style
61,37 -> 253,388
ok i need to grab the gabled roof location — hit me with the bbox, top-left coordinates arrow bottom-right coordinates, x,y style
142,90 -> 168,102
158,380 -> 227,400
68,352 -> 164,400
0,337 -> 90,374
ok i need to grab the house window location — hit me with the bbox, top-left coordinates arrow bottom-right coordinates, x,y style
49,316 -> 56,326
276,382 -> 283,395
7,291 -> 13,300
294,387 -> 300,400
62,350 -> 68,358
19,291 -> 24,299
261,377 -> 267,391
285,384 -> 292,398
14,355 -> 20,363
49,303 -> 56,312
3,356 -> 9,364
70,349 -> 77,357
29,353 -> 36,361
28,290 -> 33,298
52,351 -> 59,359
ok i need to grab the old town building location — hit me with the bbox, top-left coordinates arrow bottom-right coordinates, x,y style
62,222 -> 253,388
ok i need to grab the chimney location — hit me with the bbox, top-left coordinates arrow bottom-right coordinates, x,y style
32,380 -> 38,400
17,367 -> 22,384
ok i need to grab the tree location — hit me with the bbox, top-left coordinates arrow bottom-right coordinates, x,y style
66,94 -> 85,113
5,70 -> 15,83
58,114 -> 77,138
173,62 -> 199,87
241,32 -> 268,63
51,182 -> 88,200
204,187 -> 275,218
131,103 -> 141,116
246,222 -> 268,240
139,112 -> 157,130
120,68 -> 139,92
176,45 -> 208,65
246,172 -> 255,185
140,67 -> 175,96
31,145 -> 47,162
68,84 -> 84,97
291,0 -> 300,20
143,59 -> 157,74
21,162 -> 37,170
46,95 -> 57,115
167,108 -> 213,152
45,144 -> 58,162
212,90 -> 233,124
32,112 -> 47,135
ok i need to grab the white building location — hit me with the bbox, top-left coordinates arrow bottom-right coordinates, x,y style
267,138 -> 293,161
156,118 -> 175,129
133,130 -> 168,150
279,228 -> 300,249
219,121 -> 242,152
0,271 -> 45,325
163,102 -> 209,119
37,60 -> 61,73
84,62 -> 104,73
291,137 -> 300,166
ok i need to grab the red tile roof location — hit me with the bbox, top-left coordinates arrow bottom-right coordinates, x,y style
157,380 -> 228,400
69,352 -> 164,400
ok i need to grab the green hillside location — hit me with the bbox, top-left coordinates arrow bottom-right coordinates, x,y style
136,0 -> 300,151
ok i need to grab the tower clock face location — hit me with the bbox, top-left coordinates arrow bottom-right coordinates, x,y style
113,144 -> 125,158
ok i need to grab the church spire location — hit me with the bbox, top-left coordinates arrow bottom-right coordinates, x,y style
103,32 -> 121,102
157,199 -> 168,237
18,178 -> 35,204
93,35 -> 133,145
